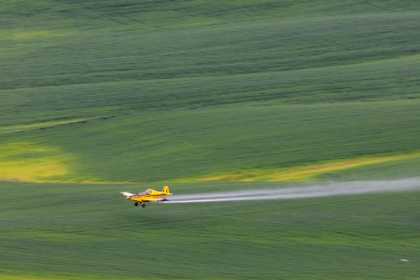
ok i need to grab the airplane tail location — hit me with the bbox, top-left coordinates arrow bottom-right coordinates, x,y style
162,186 -> 171,195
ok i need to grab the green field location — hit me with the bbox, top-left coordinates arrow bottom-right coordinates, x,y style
1,0 -> 420,279
1,181 -> 420,280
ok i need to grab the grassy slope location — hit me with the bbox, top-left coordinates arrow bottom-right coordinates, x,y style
1,2 -> 420,124
1,1 -> 420,182
1,181 -> 420,280
1,100 -> 420,182
2,2 -> 420,279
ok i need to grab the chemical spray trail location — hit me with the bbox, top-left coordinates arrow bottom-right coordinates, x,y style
166,178 -> 420,203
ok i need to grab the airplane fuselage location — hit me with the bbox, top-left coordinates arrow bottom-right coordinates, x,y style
121,186 -> 171,208
128,192 -> 168,203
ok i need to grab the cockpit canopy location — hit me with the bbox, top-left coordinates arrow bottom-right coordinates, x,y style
145,189 -> 152,195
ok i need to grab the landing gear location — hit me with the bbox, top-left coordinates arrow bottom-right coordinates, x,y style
134,202 -> 146,208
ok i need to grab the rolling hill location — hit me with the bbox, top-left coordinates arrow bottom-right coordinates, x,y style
1,1 -> 420,279
1,0 -> 420,182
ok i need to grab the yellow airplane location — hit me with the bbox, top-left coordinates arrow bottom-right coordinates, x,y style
120,186 -> 172,208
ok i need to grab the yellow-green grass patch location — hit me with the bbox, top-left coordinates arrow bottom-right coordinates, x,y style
0,29 -> 75,40
0,142 -> 73,182
0,273 -> 116,280
188,151 -> 420,182
0,118 -> 97,134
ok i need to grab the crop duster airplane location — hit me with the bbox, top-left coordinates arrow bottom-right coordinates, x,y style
120,186 -> 172,208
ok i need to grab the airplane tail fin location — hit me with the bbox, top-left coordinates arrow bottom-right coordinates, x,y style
162,186 -> 171,195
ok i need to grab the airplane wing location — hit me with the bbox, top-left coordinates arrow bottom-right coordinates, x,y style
143,198 -> 164,202
120,192 -> 134,197
151,198 -> 169,203
139,197 -> 169,203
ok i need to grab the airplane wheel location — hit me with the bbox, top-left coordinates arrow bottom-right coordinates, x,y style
142,204 -> 146,208
134,202 -> 138,206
